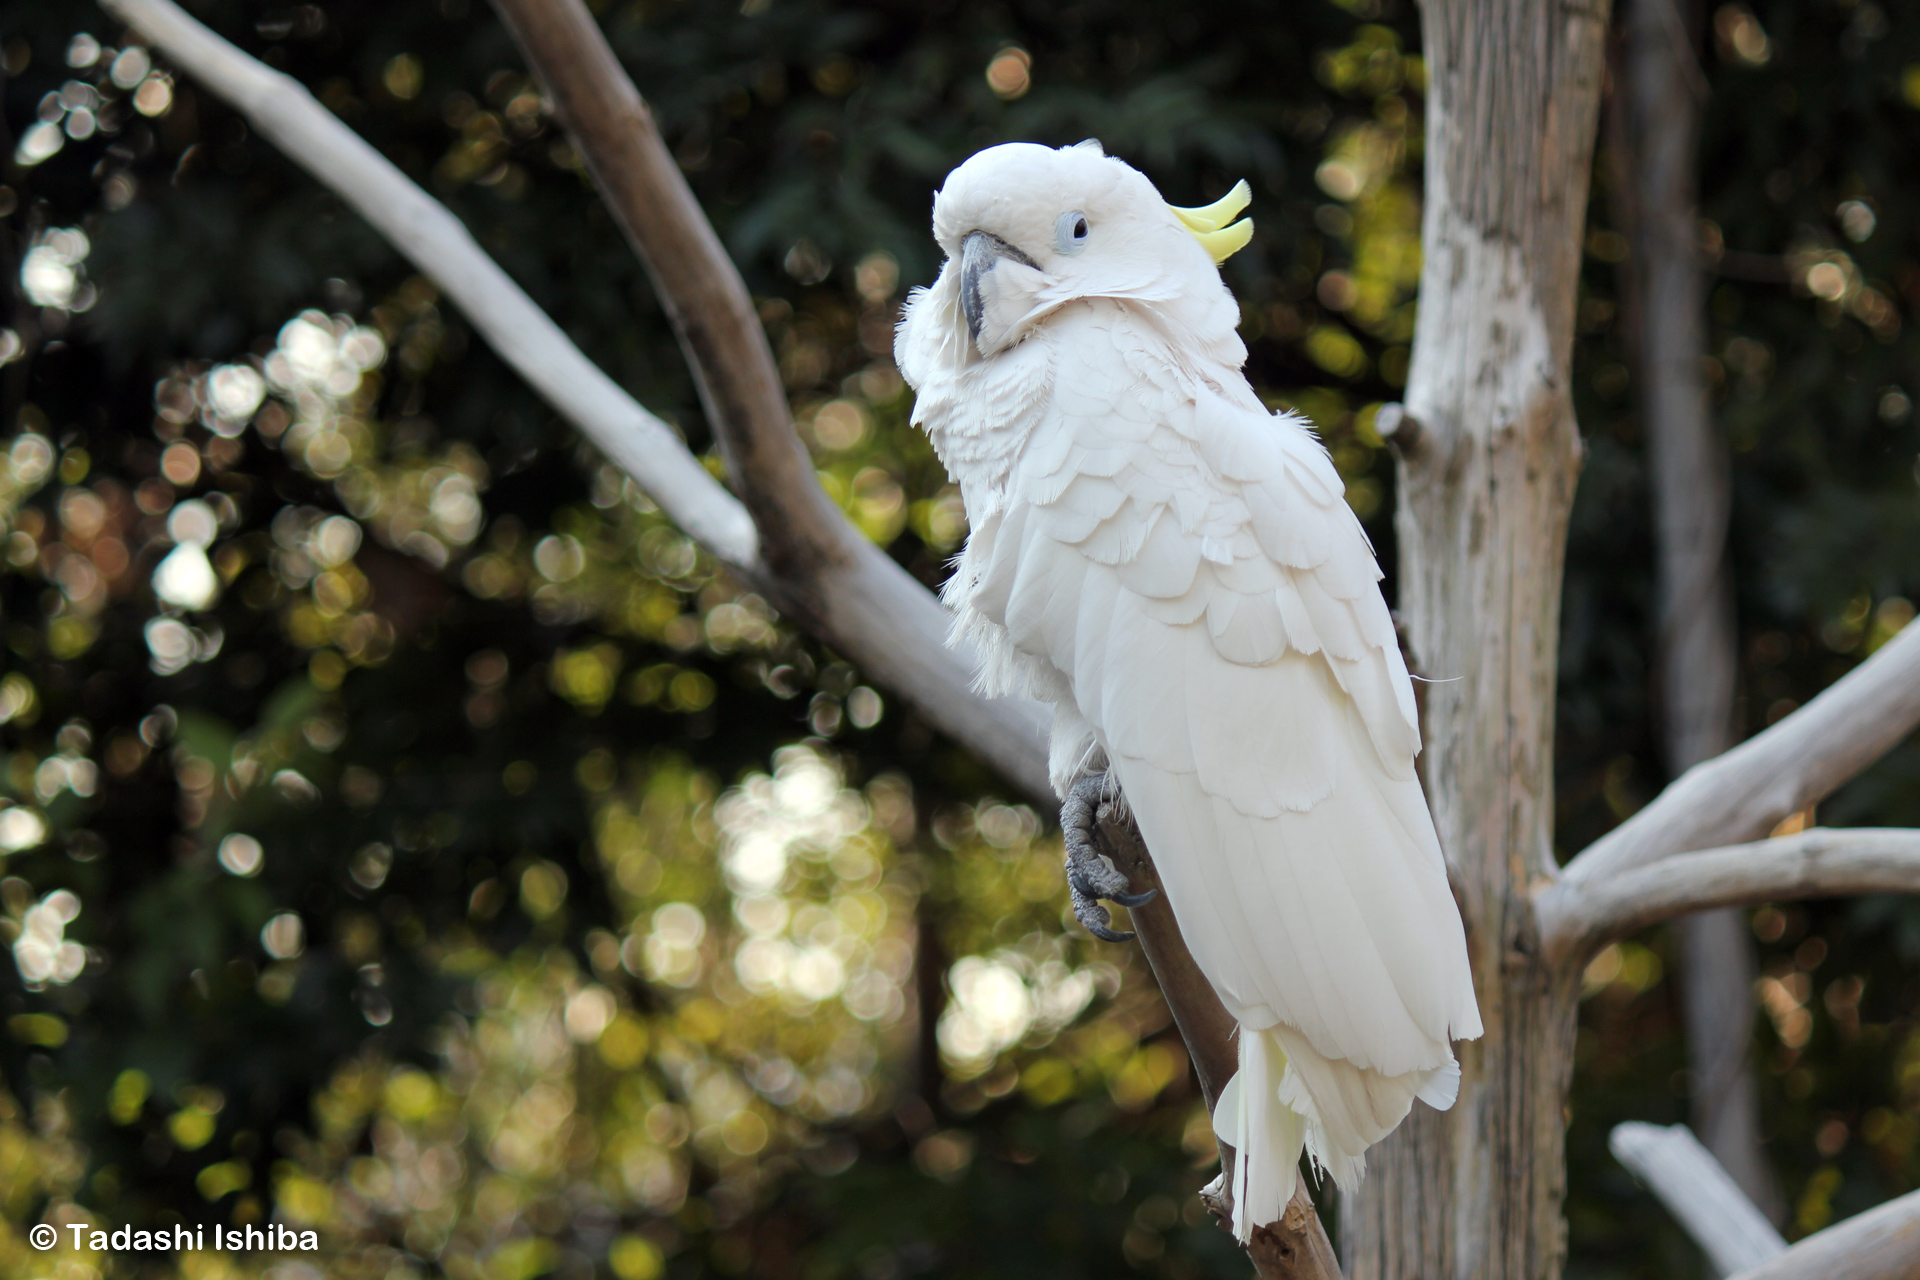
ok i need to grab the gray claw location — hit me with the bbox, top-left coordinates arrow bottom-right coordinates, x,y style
1061,773 -> 1153,942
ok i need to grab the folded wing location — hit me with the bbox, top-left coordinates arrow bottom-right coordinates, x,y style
961,303 -> 1481,1087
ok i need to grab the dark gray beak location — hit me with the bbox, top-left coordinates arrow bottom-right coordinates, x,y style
960,230 -> 1038,345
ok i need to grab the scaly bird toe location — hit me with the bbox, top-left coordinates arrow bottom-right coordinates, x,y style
1061,772 -> 1152,940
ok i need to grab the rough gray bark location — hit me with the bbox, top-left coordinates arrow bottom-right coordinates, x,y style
1340,0 -> 1610,1274
1610,0 -> 1777,1216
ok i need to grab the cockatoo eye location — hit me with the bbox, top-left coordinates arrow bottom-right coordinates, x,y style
1055,211 -> 1091,256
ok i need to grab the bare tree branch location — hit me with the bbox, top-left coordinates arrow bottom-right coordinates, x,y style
105,0 -> 755,560
1540,828 -> 1920,965
1608,1123 -> 1785,1277
1726,1188 -> 1920,1280
483,0 -> 823,570
101,0 -> 1311,1268
482,0 -> 1056,803
1095,803 -> 1341,1279
98,0 -> 1053,803
1560,620 -> 1920,890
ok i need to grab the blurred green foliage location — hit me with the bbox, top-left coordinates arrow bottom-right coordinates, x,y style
0,0 -> 1911,1278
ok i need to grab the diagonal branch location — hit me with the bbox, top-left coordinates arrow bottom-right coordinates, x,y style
102,0 -> 753,567
1608,1122 -> 1785,1277
485,0 -> 838,584
1560,620 -> 1920,889
1093,802 -> 1341,1280
475,0 -> 1052,803
98,0 -> 1052,803
1726,1187 -> 1920,1280
1540,828 -> 1920,966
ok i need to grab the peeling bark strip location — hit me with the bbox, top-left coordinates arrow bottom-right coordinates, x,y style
1351,0 -> 1612,1274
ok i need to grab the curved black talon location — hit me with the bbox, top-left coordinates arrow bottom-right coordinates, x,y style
1071,886 -> 1134,942
1108,886 -> 1157,909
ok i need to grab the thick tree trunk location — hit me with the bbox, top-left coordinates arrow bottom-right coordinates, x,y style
1342,0 -> 1611,1274
1609,0 -> 1780,1218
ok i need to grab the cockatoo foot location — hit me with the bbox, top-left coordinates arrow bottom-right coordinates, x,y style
1062,773 -> 1155,942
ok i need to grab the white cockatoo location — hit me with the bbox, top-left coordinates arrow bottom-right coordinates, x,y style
894,140 -> 1482,1239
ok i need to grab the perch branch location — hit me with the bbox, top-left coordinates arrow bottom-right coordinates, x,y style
1727,1188 -> 1920,1280
1540,828 -> 1920,965
1094,801 -> 1341,1280
98,0 -> 1052,803
1607,1123 -> 1785,1277
1561,620 -> 1920,889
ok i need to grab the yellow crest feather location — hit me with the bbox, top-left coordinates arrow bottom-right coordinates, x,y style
1168,179 -> 1254,264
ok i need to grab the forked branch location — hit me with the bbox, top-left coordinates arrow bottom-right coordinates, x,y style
446,13 -> 1338,1268
1541,828 -> 1920,966
1561,621 -> 1920,889
98,0 -> 1052,802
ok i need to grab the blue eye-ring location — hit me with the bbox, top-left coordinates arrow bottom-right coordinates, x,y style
1055,211 -> 1091,255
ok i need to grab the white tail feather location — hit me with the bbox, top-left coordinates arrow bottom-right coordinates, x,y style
1214,1025 -> 1465,1241
1213,1028 -> 1305,1242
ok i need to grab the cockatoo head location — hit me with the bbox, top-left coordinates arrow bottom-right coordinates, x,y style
903,140 -> 1253,363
